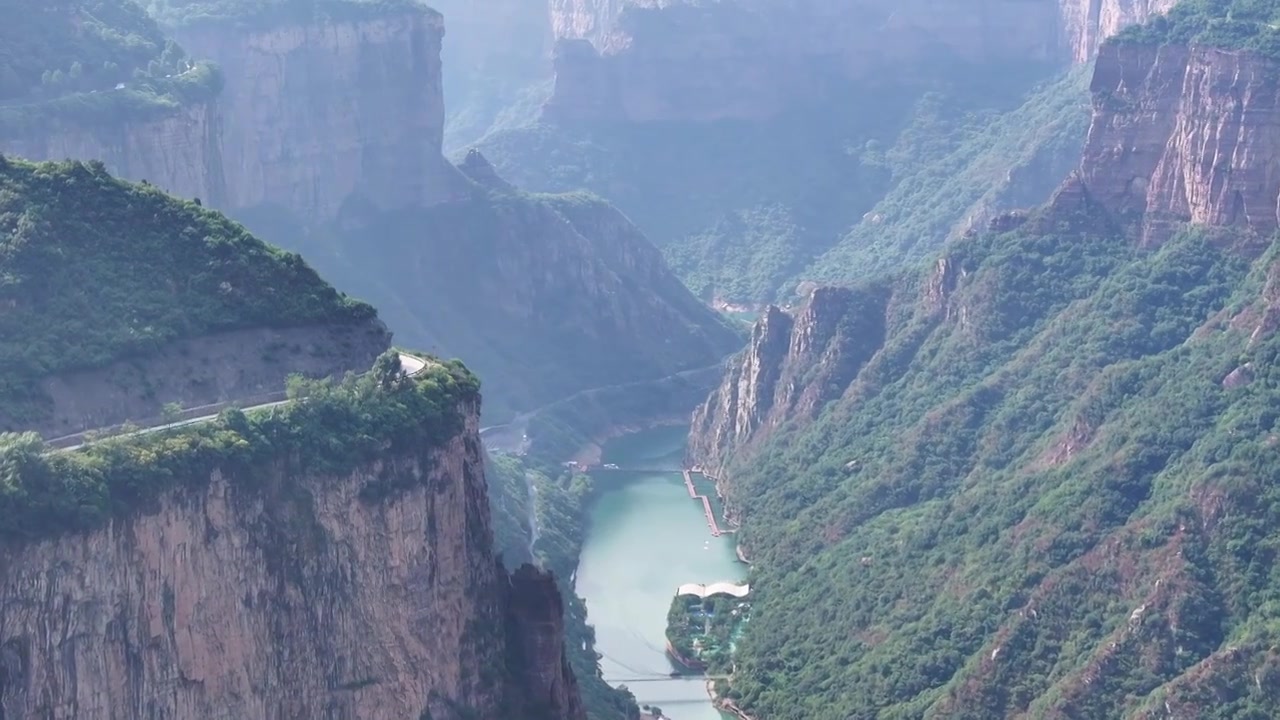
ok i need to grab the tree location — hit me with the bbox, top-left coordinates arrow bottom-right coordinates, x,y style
372,351 -> 404,390
161,402 -> 183,426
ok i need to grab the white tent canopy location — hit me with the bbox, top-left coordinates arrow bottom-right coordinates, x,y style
676,582 -> 750,599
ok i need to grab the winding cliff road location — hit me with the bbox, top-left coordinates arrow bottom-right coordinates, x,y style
47,352 -> 429,452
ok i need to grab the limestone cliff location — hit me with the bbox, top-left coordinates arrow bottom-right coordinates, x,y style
330,158 -> 743,420
544,0 -> 1064,123
0,101 -> 226,205
1056,0 -> 1178,63
0,399 -> 587,720
549,0 -> 636,44
543,0 -> 1189,124
1081,40 -> 1280,245
170,6 -> 463,219
4,321 -> 391,442
688,286 -> 888,476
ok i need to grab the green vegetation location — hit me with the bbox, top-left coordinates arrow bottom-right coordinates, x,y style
480,100 -> 904,304
666,594 -> 750,675
235,182 -> 739,424
1114,0 -> 1280,57
0,157 -> 374,420
487,452 -> 642,720
0,0 -> 169,101
715,199 -> 1280,716
145,0 -> 434,28
804,66 -> 1091,285
0,353 -> 476,542
479,58 -> 1073,304
0,0 -> 222,131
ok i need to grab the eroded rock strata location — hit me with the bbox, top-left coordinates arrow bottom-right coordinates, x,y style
0,399 -> 586,720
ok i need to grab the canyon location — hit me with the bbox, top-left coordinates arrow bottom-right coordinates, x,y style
11,1 -> 1280,719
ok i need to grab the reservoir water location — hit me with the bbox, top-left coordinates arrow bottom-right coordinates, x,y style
576,425 -> 742,720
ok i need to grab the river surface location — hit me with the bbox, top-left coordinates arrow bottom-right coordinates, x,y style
576,425 -> 742,720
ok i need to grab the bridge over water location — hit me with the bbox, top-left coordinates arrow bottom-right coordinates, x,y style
609,675 -> 732,683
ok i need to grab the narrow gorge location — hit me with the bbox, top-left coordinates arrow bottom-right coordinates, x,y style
9,1 -> 1280,719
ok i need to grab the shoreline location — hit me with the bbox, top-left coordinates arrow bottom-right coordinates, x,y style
571,415 -> 688,468
705,680 -> 758,720
665,639 -> 708,672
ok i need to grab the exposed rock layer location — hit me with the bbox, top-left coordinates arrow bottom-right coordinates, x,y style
1081,42 -> 1280,245
4,8 -> 463,221
0,401 -> 586,720
0,321 -> 390,440
1056,0 -> 1179,62
543,0 -> 1178,124
689,286 -> 888,475
545,0 -> 1065,123
0,102 -> 226,205
173,8 -> 462,218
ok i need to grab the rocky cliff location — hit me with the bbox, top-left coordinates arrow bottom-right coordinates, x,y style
543,0 -> 1189,124
550,0 -> 1178,60
549,0 -> 637,44
688,286 -> 888,475
684,160 -> 1280,718
0,395 -> 586,720
544,0 -> 1064,123
0,101 -> 226,205
1081,40 -> 1280,246
1056,0 -> 1179,62
170,6 -> 462,219
7,321 -> 390,441
326,156 -> 743,420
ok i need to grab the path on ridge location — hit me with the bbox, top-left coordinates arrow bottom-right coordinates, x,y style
47,352 -> 429,452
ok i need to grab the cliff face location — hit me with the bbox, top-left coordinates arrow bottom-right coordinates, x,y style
688,286 -> 888,475
503,565 -> 588,720
1081,41 -> 1280,245
1056,0 -> 1178,63
2,320 -> 390,441
544,0 -> 1063,124
0,102 -> 226,205
172,8 -> 462,219
543,0 -> 1187,124
549,0 -> 633,44
0,401 -> 586,720
328,154 -> 743,421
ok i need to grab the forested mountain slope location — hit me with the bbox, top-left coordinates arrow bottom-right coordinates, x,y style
475,0 -> 1178,306
0,155 -> 385,436
248,151 -> 742,423
0,157 -> 587,719
689,3 -> 1280,716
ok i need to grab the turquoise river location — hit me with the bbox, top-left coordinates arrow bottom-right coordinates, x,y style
576,425 -> 744,720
